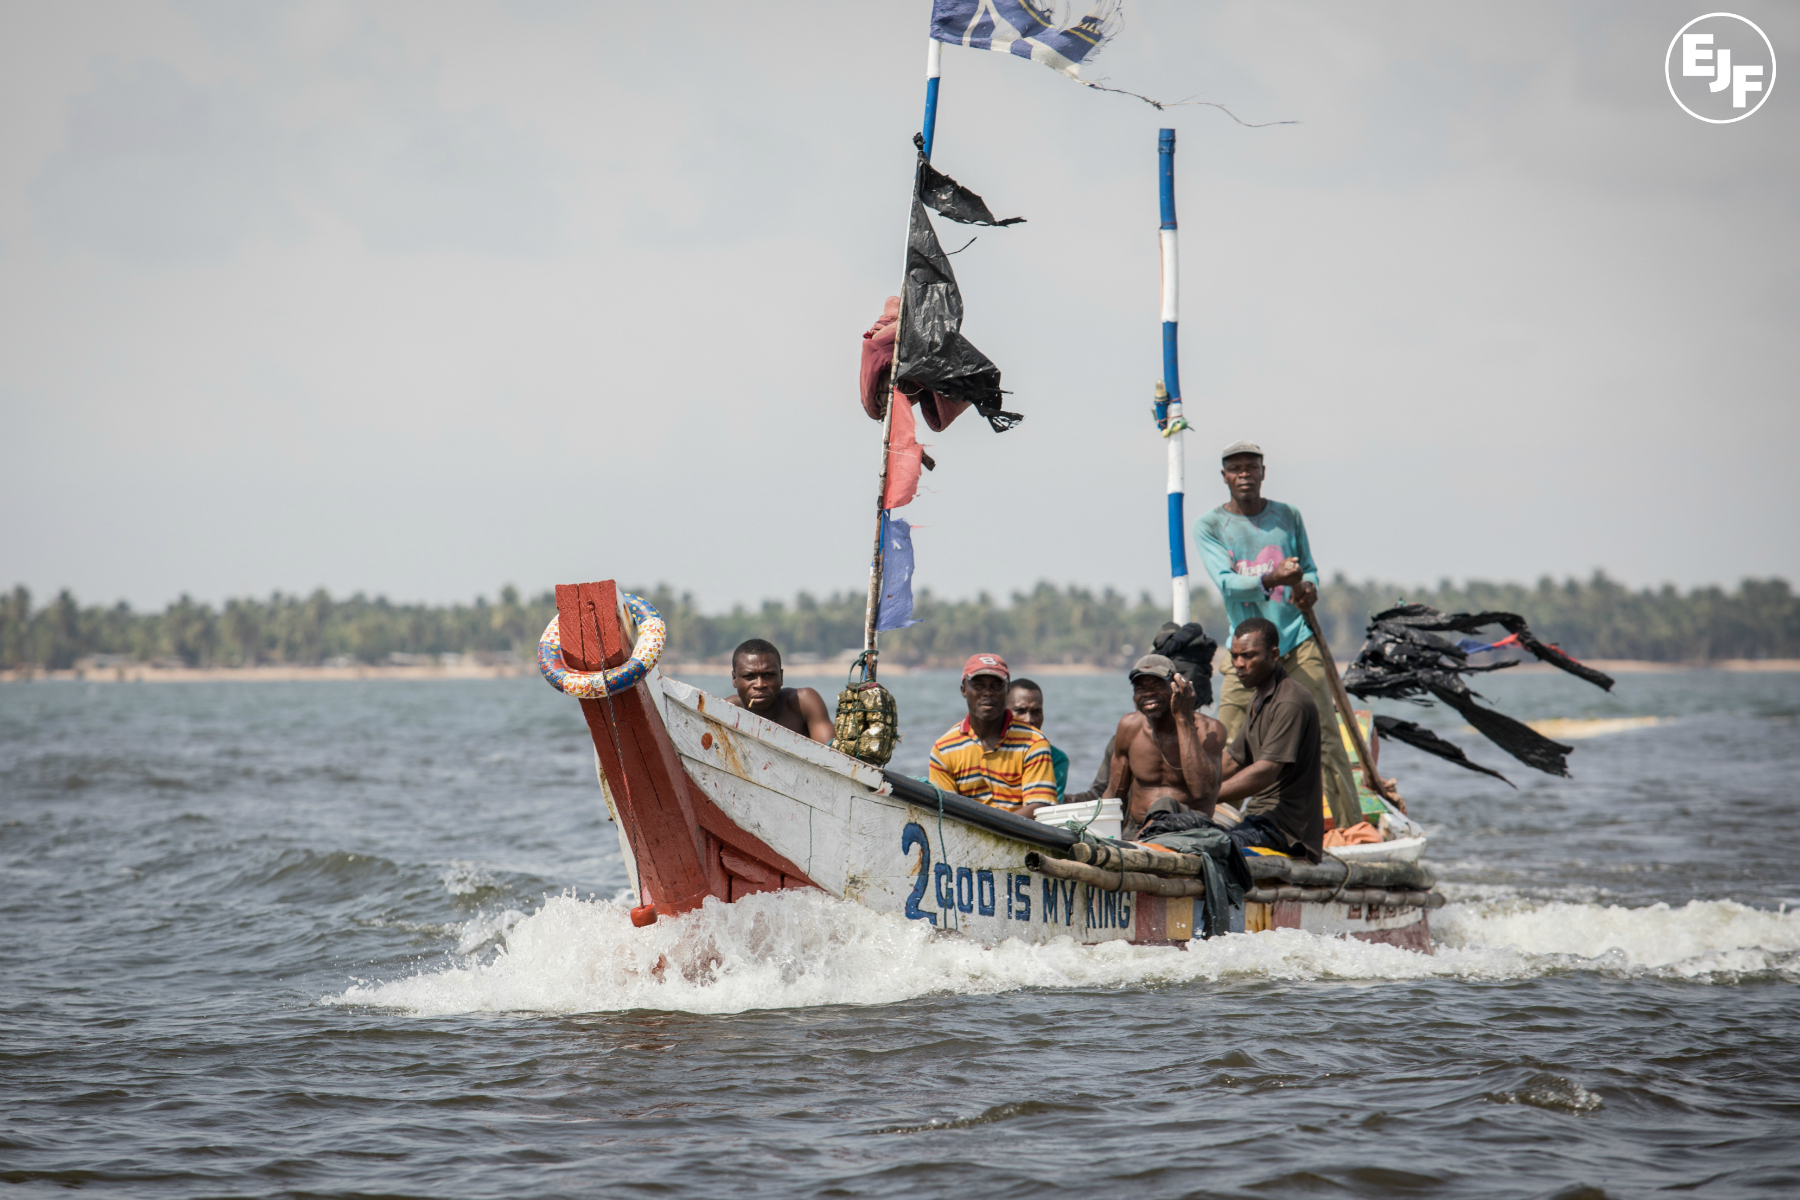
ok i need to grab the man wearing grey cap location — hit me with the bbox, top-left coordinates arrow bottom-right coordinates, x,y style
1099,653 -> 1226,837
1193,441 -> 1363,832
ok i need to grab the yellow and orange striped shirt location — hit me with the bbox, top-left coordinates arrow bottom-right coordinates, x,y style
927,714 -> 1058,812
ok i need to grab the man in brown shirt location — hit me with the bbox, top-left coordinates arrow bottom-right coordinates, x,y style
1217,616 -> 1324,863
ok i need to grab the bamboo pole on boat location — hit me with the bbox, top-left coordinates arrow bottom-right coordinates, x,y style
1156,128 -> 1190,625
1070,838 -> 1435,890
1023,851 -> 1206,897
861,38 -> 944,678
1069,839 -> 1210,878
1300,606 -> 1408,815
1245,886 -> 1443,909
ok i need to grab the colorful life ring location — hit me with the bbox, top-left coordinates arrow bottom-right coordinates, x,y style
538,593 -> 666,698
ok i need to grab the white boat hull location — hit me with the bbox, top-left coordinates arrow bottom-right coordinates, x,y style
554,578 -> 1431,955
646,676 -> 1431,952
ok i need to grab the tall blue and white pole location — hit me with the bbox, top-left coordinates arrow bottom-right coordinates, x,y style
922,38 -> 941,157
1156,127 -> 1190,625
863,38 -> 945,671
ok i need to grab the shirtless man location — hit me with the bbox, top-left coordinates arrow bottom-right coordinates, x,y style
1103,654 -> 1228,834
724,638 -> 835,743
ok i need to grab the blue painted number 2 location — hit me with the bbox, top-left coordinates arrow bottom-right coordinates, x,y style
901,823 -> 936,926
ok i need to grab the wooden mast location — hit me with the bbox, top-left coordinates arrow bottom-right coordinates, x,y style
861,36 -> 943,680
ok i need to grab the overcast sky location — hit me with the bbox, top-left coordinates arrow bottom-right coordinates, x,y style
2,1 -> 1794,613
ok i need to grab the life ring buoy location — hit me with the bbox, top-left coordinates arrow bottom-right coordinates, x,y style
538,593 -> 666,698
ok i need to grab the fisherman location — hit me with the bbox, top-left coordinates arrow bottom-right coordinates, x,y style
1216,617 -> 1324,862
1194,440 -> 1363,831
1005,677 -> 1070,800
725,638 -> 835,743
1072,619 -> 1223,807
1101,654 -> 1227,836
928,653 -> 1058,815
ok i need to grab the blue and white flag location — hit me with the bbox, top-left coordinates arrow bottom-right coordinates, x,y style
930,0 -> 1120,79
875,516 -> 921,632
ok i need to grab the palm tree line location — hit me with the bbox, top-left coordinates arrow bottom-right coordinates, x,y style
3,573 -> 1795,671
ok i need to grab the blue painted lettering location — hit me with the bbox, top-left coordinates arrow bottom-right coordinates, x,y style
976,870 -> 996,916
900,823 -> 936,926
935,863 -> 954,910
1062,880 -> 1076,926
1043,877 -> 1061,924
955,866 -> 975,913
1013,874 -> 1031,921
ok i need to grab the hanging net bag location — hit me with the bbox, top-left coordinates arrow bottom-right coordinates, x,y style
831,652 -> 899,766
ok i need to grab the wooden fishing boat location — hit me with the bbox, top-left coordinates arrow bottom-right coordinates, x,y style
545,579 -> 1440,955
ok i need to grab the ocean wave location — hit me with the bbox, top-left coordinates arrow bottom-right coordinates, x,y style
326,888 -> 1800,1017
1487,1071 -> 1605,1113
439,861 -> 502,897
1435,895 -> 1800,976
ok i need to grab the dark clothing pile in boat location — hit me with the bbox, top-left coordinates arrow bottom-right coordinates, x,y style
1227,664 -> 1324,863
1226,813 -> 1314,860
1138,806 -> 1312,868
1124,815 -> 1252,939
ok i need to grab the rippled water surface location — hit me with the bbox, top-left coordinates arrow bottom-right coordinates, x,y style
3,669 -> 1797,1198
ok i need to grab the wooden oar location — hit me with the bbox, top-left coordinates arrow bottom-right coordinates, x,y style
1300,606 -> 1407,816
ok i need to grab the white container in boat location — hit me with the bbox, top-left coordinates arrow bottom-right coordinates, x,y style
1328,834 -> 1428,863
1034,798 -> 1123,841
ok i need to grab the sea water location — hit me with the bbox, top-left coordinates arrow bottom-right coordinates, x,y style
2,669 -> 1796,1197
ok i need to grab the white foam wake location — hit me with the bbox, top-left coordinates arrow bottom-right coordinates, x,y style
1436,896 -> 1800,976
328,888 -> 1800,1017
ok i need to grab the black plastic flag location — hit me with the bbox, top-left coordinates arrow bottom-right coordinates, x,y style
897,198 -> 1020,431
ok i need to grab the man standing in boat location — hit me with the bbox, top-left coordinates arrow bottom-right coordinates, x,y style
1216,618 -> 1325,862
1195,441 -> 1362,831
1101,654 -> 1226,836
725,639 -> 835,743
929,654 -> 1058,816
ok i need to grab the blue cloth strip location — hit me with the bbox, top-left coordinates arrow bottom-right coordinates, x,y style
876,517 -> 921,631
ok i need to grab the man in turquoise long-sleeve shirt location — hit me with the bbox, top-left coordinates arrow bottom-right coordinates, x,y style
1193,440 -> 1363,832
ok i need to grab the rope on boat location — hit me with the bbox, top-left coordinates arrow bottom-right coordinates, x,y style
538,593 -> 665,698
929,781 -> 956,931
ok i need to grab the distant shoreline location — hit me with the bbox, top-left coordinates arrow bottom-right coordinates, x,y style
4,657 -> 1798,684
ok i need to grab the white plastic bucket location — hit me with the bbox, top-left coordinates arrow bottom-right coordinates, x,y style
1034,798 -> 1123,841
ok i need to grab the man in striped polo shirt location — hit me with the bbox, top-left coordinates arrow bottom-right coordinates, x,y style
928,653 -> 1058,816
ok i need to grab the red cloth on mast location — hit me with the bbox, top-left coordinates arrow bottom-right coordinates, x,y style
860,297 -> 971,432
882,384 -> 922,510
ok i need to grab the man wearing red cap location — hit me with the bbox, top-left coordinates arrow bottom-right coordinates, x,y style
928,653 -> 1058,815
